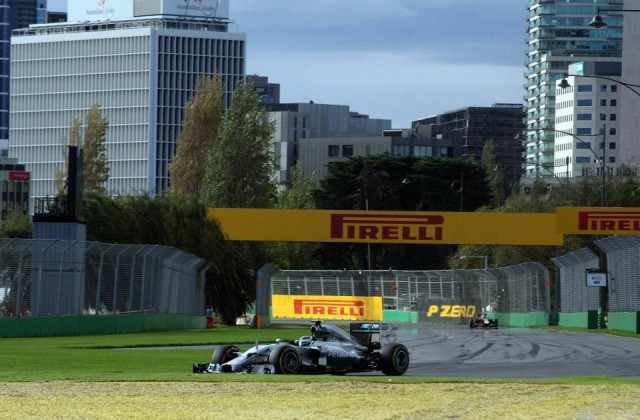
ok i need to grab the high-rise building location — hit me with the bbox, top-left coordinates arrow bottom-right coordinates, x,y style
554,62 -> 622,178
620,0 -> 640,168
267,102 -> 391,187
412,104 -> 525,183
248,75 -> 280,105
524,0 -> 623,179
10,0 -> 245,205
1,0 -> 47,157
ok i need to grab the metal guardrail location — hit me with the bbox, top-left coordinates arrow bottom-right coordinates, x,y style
0,239 -> 207,318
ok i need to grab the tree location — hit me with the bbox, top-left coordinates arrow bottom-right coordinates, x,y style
201,80 -> 274,208
271,165 -> 320,269
83,104 -> 110,194
170,76 -> 225,196
481,140 -> 506,207
314,155 -> 491,270
0,212 -> 32,239
83,193 -> 254,324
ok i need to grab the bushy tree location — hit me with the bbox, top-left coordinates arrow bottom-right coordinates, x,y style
0,212 -> 32,239
83,193 -> 253,324
170,76 -> 225,196
201,80 -> 274,208
83,104 -> 110,193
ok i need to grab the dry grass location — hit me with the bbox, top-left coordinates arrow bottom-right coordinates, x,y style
1,381 -> 639,419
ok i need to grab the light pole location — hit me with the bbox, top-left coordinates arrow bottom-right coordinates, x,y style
589,7 -> 640,30
519,128 -> 607,205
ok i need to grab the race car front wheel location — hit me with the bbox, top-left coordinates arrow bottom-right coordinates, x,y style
212,345 -> 240,365
380,343 -> 410,376
269,344 -> 302,374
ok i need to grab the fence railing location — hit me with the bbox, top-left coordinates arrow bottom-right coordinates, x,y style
0,239 -> 207,319
552,248 -> 600,313
595,236 -> 640,313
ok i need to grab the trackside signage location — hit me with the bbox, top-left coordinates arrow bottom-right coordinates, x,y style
208,209 -> 563,246
557,208 -> 640,235
272,295 -> 383,321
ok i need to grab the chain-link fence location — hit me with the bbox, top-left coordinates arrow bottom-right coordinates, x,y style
0,239 -> 207,318
270,263 -> 549,315
595,236 -> 640,312
552,248 -> 600,313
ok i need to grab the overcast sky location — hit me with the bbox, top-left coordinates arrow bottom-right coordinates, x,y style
48,0 -> 527,127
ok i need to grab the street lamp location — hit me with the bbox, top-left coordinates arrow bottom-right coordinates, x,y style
588,7 -> 640,29
518,128 -> 607,205
559,74 -> 640,98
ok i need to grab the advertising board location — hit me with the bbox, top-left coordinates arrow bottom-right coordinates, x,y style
272,295 -> 383,322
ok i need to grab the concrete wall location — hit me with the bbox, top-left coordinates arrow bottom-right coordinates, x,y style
608,312 -> 640,334
559,311 -> 599,329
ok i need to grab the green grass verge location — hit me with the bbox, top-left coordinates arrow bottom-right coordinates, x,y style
539,326 -> 640,339
1,326 -> 639,384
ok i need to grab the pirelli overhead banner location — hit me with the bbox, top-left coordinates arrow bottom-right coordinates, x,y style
272,295 -> 383,321
208,208 -> 640,246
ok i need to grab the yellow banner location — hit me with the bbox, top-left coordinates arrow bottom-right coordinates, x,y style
272,295 -> 383,321
208,209 -> 563,246
557,207 -> 640,235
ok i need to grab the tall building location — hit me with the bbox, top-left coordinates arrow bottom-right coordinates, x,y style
1,0 -> 47,157
620,0 -> 640,168
248,75 -> 280,104
412,104 -> 525,183
554,62 -> 621,178
46,11 -> 67,24
10,0 -> 245,205
524,0 -> 623,179
268,102 -> 391,186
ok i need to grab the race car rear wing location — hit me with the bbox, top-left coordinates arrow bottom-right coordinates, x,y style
350,322 -> 397,349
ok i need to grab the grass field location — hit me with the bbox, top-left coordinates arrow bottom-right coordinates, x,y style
1,326 -> 640,418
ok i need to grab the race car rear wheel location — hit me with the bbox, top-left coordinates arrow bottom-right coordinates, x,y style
380,343 -> 410,376
211,345 -> 240,365
269,344 -> 302,374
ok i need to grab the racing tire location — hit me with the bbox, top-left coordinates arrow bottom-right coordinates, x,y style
211,345 -> 240,365
380,343 -> 410,376
269,344 -> 302,374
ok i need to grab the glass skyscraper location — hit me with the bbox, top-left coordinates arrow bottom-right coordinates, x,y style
525,0 -> 623,179
0,0 -> 46,157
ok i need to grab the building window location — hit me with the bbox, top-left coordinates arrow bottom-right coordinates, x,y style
577,84 -> 593,92
577,113 -> 592,121
611,85 -> 618,93
576,142 -> 591,149
342,145 -> 354,157
609,156 -> 616,163
600,99 -> 607,107
600,113 -> 607,121
576,157 -> 591,164
577,99 -> 592,107
610,114 -> 617,121
600,84 -> 607,92
576,128 -> 592,136
610,128 -> 617,136
609,142 -> 616,150
328,145 -> 339,157
610,99 -> 617,107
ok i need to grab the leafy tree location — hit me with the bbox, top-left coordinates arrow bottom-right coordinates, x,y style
0,212 -> 32,239
170,76 -> 224,196
314,155 -> 491,270
83,104 -> 110,194
83,193 -> 253,324
481,140 -> 506,207
201,80 -> 274,208
270,165 -> 320,269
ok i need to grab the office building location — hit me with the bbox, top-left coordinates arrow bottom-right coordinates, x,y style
268,102 -> 391,186
248,75 -> 280,105
10,0 -> 245,205
1,0 -> 47,157
412,104 -> 525,182
554,62 -> 621,178
620,0 -> 640,168
525,0 -> 623,179
298,134 -> 438,181
0,157 -> 30,220
46,11 -> 67,24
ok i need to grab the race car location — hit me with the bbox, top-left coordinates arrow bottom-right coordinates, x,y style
192,321 -> 410,376
469,312 -> 498,329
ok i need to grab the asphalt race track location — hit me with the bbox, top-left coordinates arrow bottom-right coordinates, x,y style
400,326 -> 640,378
